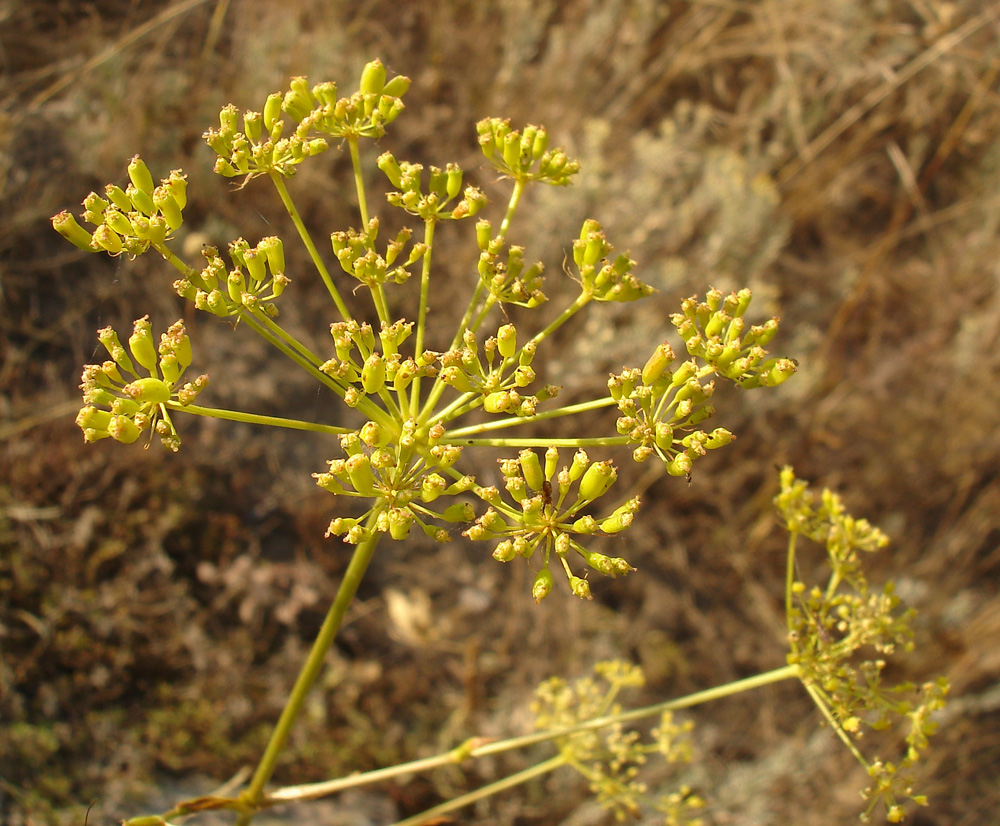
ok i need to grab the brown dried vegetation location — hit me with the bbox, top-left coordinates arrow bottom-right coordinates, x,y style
2,1 -> 999,824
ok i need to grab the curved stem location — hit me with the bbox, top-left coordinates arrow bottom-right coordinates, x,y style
164,401 -> 352,435
261,664 -> 800,809
236,511 -> 384,824
786,531 -> 799,648
390,755 -> 565,826
269,171 -> 351,321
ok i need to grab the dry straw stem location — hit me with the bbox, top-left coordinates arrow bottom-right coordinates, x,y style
25,0 -> 216,114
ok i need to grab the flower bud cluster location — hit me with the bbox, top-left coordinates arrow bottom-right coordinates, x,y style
76,317 -> 206,452
475,220 -> 547,307
465,447 -> 638,601
671,287 -> 797,388
438,326 -> 558,417
173,237 -> 288,319
377,153 -> 486,221
204,60 -> 409,180
775,467 -> 949,823
533,662 -> 698,823
52,158 -> 187,256
315,427 -> 472,544
292,59 -> 410,140
331,217 -> 426,288
321,318 -> 439,400
573,219 -> 654,303
476,118 -> 580,185
609,350 -> 731,474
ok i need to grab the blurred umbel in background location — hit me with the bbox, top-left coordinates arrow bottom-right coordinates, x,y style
2,2 -> 999,824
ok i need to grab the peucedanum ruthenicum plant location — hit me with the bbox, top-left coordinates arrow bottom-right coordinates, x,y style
54,59 -> 942,825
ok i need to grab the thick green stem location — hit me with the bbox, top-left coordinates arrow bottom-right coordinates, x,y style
410,218 -> 436,416
270,172 -> 351,320
236,511 -> 384,824
529,291 -> 591,350
348,136 -> 370,226
443,397 -> 617,437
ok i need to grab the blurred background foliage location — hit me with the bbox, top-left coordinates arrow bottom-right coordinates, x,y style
2,1 -> 999,824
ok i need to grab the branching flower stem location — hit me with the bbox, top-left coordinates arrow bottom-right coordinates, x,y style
235,509 -> 385,825
257,665 -> 799,814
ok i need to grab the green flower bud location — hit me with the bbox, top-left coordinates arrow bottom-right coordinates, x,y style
111,397 -> 141,417
92,224 -> 124,254
387,508 -> 413,540
127,184 -> 155,217
262,92 -> 283,134
361,352 -> 386,394
475,219 -> 492,251
158,353 -> 181,384
152,187 -> 183,231
600,497 -> 640,534
654,421 -> 674,450
102,208 -> 135,239
359,59 -> 386,96
642,343 -> 675,385
76,406 -> 112,432
573,515 -> 599,533
568,576 -> 592,600
569,449 -> 589,482
513,365 -> 534,387
108,414 -> 142,444
104,184 -> 132,213
492,540 -> 516,562
430,444 -> 462,469
82,191 -> 109,223
382,74 -> 411,98
518,449 -> 544,492
313,472 -> 344,494
128,316 -> 158,372
704,428 -> 733,449
483,391 -> 510,414
123,378 -> 169,407
345,453 -> 377,496
282,76 -> 313,122
762,357 -> 797,387
532,567 -> 554,603
419,473 -> 447,502
666,453 -> 693,477
377,152 -> 403,188
127,156 -> 155,195
497,324 -> 517,359
52,211 -> 97,252
442,502 -> 476,522
578,460 -> 616,502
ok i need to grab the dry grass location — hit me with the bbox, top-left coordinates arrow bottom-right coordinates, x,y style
2,1 -> 1000,824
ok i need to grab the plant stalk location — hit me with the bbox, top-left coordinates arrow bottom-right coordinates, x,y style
236,510 -> 384,824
